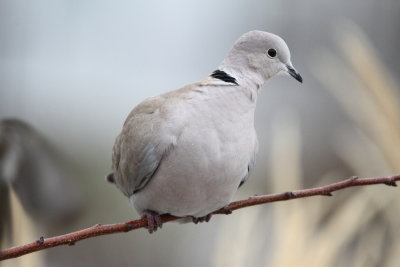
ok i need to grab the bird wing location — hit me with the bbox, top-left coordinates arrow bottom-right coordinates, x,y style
111,94 -> 181,197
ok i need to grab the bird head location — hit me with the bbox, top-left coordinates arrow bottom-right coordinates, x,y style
220,30 -> 302,86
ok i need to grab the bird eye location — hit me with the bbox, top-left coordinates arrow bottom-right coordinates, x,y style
267,48 -> 277,58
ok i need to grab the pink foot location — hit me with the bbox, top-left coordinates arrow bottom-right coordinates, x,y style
141,210 -> 162,233
192,214 -> 212,224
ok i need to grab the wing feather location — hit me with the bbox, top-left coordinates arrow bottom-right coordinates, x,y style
111,95 -> 178,197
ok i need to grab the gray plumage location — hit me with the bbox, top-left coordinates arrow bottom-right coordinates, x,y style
109,30 -> 302,231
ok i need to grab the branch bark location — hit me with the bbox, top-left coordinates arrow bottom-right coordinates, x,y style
1,174 -> 399,261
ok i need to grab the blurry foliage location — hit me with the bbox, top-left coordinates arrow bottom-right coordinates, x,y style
0,120 -> 82,267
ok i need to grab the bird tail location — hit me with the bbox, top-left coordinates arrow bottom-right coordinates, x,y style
106,172 -> 115,183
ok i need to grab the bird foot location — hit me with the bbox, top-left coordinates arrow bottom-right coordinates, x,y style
141,210 -> 162,233
220,206 -> 233,215
192,214 -> 212,224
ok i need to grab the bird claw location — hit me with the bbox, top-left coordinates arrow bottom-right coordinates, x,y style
220,206 -> 233,215
141,210 -> 162,233
192,214 -> 212,224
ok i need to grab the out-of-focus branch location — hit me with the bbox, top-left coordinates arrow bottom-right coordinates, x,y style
1,174 -> 399,261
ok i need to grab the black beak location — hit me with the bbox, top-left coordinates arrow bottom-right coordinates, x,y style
286,65 -> 303,83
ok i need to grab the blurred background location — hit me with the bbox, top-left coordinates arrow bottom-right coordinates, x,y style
1,0 -> 399,266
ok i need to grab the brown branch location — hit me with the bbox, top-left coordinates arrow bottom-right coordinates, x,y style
1,174 -> 399,261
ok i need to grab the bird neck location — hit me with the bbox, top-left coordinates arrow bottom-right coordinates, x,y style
218,61 -> 266,91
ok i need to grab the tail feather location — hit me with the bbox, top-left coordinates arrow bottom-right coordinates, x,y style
106,172 -> 115,184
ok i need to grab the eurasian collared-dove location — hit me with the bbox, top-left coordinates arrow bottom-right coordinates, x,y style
108,30 -> 302,233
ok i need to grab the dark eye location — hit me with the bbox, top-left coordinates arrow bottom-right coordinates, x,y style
267,48 -> 277,58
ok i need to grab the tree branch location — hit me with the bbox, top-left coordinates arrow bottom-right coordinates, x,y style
1,174 -> 399,261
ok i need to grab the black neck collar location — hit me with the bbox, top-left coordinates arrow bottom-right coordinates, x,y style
210,70 -> 238,85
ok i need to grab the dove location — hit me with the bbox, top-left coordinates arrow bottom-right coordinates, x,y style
107,30 -> 302,233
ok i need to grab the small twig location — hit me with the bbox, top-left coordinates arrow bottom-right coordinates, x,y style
1,174 -> 399,261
